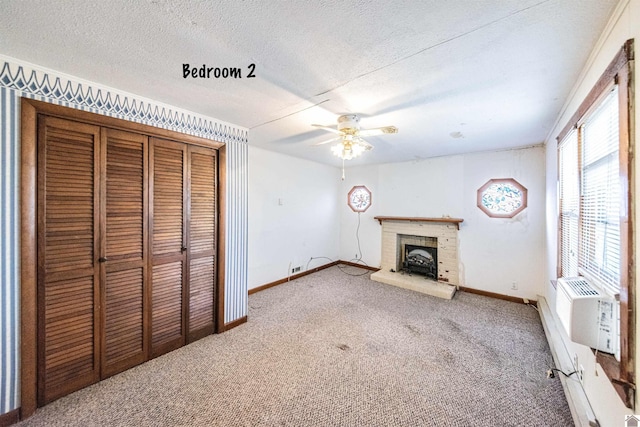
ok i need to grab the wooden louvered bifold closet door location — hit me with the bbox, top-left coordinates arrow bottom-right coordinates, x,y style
187,147 -> 217,341
150,138 -> 187,357
37,111 -> 219,405
38,116 -> 101,404
100,129 -> 148,377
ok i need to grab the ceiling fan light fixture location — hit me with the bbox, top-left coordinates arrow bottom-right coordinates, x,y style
331,140 -> 367,160
315,113 -> 395,163
331,141 -> 352,159
351,141 -> 366,157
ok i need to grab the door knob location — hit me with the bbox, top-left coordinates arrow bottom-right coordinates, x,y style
181,247 -> 187,252
98,257 -> 108,263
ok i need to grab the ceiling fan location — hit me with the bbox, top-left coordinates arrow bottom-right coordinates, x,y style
312,114 -> 398,161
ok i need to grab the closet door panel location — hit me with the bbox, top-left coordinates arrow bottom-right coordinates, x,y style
104,268 -> 144,370
151,261 -> 184,347
152,143 -> 185,256
188,148 -> 216,340
38,116 -> 101,404
150,138 -> 187,357
101,129 -> 148,377
188,256 -> 215,337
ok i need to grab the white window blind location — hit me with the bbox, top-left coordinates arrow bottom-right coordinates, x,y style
554,42 -> 632,404
580,86 -> 620,296
558,129 -> 579,277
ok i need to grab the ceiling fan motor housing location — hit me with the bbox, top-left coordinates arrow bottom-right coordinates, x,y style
338,114 -> 360,133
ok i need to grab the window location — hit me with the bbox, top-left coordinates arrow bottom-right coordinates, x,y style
556,40 -> 634,408
347,186 -> 371,212
559,87 -> 621,296
477,178 -> 527,218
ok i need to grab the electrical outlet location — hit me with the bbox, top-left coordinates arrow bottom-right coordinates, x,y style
511,281 -> 518,290
291,266 -> 301,273
573,354 -> 579,372
578,364 -> 585,383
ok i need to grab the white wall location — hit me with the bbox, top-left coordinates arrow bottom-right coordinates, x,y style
544,0 -> 639,423
248,146 -> 341,289
338,164 -> 382,266
340,145 -> 546,301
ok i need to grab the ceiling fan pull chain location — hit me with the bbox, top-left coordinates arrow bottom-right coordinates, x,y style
342,157 -> 345,181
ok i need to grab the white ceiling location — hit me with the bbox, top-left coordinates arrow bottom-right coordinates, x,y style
0,0 -> 618,166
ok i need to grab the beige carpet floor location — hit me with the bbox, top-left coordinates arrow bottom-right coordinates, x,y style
18,266 -> 573,426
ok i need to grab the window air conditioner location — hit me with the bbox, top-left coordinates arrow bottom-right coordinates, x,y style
555,277 -> 618,356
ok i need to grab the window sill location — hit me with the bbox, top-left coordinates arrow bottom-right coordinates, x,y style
593,350 -> 635,408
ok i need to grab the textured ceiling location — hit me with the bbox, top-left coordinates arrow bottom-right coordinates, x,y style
0,0 -> 619,166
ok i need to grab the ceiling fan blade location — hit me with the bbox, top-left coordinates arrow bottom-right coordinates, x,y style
313,137 -> 341,146
311,124 -> 342,134
358,126 -> 398,137
355,137 -> 374,151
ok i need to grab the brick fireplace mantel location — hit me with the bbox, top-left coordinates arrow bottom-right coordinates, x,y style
371,216 -> 462,299
374,216 -> 464,229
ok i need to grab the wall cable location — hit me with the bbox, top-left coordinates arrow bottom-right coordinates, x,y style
306,256 -> 371,277
307,211 -> 370,277
546,367 -> 578,379
355,212 -> 363,260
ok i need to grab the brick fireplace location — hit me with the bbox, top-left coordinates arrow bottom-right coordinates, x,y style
370,216 -> 463,299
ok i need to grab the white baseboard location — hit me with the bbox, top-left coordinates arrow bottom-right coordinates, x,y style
537,296 -> 599,427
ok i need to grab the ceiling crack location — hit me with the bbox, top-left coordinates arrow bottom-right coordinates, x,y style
250,99 -> 330,129
314,0 -> 552,97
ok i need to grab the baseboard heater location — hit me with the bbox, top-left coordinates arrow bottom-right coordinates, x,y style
538,296 -> 598,427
